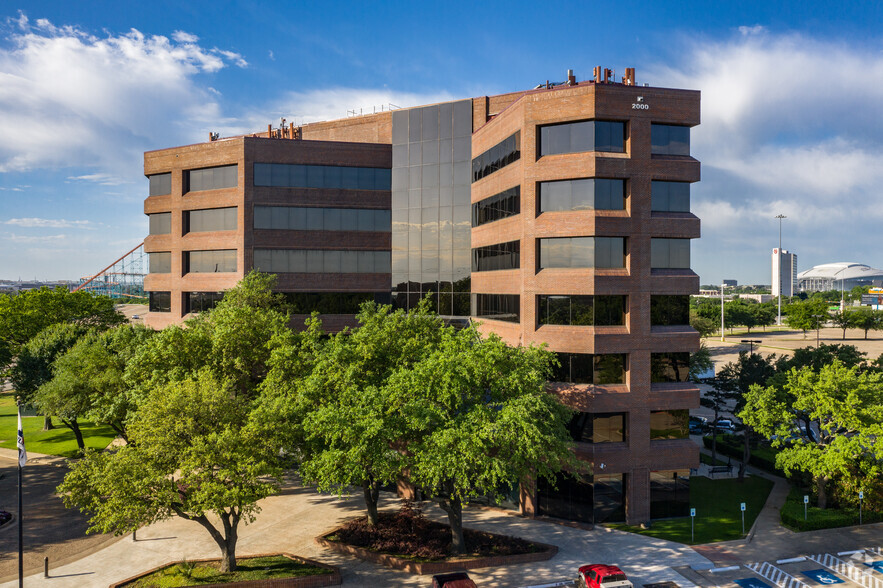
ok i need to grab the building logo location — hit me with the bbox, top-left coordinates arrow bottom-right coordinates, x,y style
632,96 -> 649,110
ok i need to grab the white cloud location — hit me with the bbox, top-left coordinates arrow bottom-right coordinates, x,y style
66,172 -> 130,185
647,32 -> 883,282
4,217 -> 92,228
0,15 -> 247,176
4,232 -> 68,243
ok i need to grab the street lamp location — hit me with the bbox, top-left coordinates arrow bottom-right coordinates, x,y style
741,339 -> 762,355
812,314 -> 824,347
776,214 -> 786,326
833,265 -> 849,311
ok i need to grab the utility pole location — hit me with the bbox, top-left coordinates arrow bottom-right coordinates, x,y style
776,214 -> 786,326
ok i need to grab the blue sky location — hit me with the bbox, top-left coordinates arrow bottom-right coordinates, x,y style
1,1 -> 882,284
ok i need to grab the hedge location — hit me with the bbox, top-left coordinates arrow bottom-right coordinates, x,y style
702,435 -> 784,476
780,487 -> 883,531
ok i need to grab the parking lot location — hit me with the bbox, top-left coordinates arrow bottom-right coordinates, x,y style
677,547 -> 883,588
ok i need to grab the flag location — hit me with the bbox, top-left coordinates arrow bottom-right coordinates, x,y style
16,405 -> 26,468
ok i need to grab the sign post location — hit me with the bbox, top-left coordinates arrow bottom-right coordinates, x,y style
804,495 -> 809,521
690,508 -> 696,543
859,491 -> 864,525
741,502 -> 746,535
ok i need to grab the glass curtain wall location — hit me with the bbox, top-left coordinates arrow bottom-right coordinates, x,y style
391,100 -> 473,315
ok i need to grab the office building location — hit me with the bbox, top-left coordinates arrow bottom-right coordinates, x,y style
771,248 -> 797,298
142,68 -> 701,526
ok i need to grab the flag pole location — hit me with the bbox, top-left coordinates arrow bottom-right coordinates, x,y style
17,402 -> 26,588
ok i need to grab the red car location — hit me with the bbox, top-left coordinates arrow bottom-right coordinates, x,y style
578,564 -> 633,588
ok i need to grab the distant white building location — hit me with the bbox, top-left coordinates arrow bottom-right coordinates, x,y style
772,248 -> 797,297
797,262 -> 883,292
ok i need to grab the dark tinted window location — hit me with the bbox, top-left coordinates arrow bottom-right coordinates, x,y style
148,213 -> 171,235
650,470 -> 690,519
651,295 -> 690,326
651,238 -> 690,269
253,206 -> 390,232
651,124 -> 690,156
472,186 -> 520,227
537,295 -> 626,326
472,240 -> 520,272
185,292 -> 224,314
552,353 -> 626,385
651,352 -> 691,382
253,163 -> 391,191
568,412 -> 626,443
538,178 -> 625,213
148,252 -> 171,273
472,132 -> 521,183
282,292 -> 389,314
148,173 -> 171,196
185,208 -> 237,233
253,249 -> 390,274
538,237 -> 625,269
539,120 -> 625,156
651,181 -> 690,212
471,294 -> 519,322
148,291 -> 171,312
185,165 -> 237,192
650,410 -> 689,439
184,250 -> 237,273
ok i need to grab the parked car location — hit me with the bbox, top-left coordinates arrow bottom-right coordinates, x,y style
712,419 -> 736,432
431,571 -> 477,588
689,416 -> 707,434
578,564 -> 633,588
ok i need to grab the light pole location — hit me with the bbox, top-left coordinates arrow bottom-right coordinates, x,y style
776,214 -> 786,326
833,266 -> 848,311
720,282 -> 725,342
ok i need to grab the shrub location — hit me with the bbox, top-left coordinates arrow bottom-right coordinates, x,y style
780,487 -> 883,531
702,435 -> 783,475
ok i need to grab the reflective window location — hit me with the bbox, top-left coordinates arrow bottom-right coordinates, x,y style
538,120 -> 625,156
568,412 -> 626,443
651,352 -> 691,382
148,213 -> 171,235
253,163 -> 391,191
184,250 -> 237,273
253,249 -> 390,274
471,132 -> 521,183
650,410 -> 689,440
185,208 -> 237,233
650,470 -> 690,519
148,173 -> 171,197
552,353 -> 626,385
537,295 -> 626,326
148,252 -> 171,274
538,178 -> 625,213
472,186 -> 520,227
253,206 -> 390,232
651,295 -> 690,326
651,124 -> 690,156
282,292 -> 390,314
471,294 -> 520,323
471,240 -> 520,272
538,237 -> 625,269
185,292 -> 224,314
651,238 -> 691,269
651,181 -> 690,212
185,165 -> 237,193
148,291 -> 171,313
537,471 -> 624,524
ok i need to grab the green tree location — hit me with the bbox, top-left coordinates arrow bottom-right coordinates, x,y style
778,343 -> 867,374
58,371 -> 285,572
690,311 -> 717,338
393,326 -> 577,554
850,307 -> 882,340
752,304 -> 777,331
8,322 -> 89,433
297,300 -> 444,526
0,287 -> 124,369
830,309 -> 855,341
740,361 -> 883,508
784,299 -> 829,338
726,300 -> 756,333
699,376 -> 736,464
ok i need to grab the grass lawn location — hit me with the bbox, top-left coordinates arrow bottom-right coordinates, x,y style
121,555 -> 332,587
607,475 -> 775,544
0,391 -> 116,458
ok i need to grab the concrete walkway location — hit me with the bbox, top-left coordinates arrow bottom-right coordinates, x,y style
0,468 -> 711,588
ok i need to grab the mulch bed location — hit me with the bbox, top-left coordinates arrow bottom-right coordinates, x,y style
318,503 -> 557,575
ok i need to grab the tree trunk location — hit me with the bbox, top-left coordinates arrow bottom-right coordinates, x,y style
43,415 -> 54,431
363,479 -> 380,526
439,495 -> 466,555
739,429 -> 751,482
816,475 -> 828,509
179,509 -> 240,572
61,418 -> 85,452
109,422 -> 129,444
